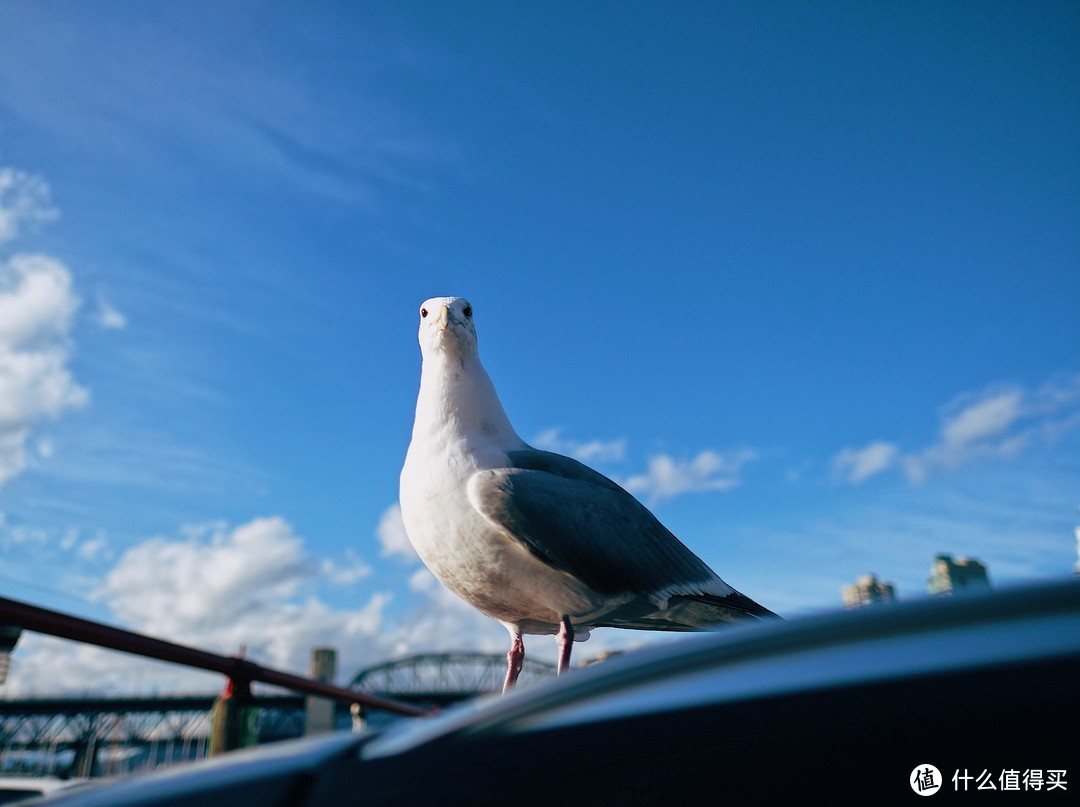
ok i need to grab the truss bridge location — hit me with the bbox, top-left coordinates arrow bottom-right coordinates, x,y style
1,651 -> 554,778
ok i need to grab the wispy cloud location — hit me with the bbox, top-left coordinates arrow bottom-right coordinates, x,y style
621,449 -> 758,504
832,440 -> 900,484
94,293 -> 128,330
0,171 -> 88,486
0,168 -> 58,245
376,502 -> 416,561
0,9 -> 451,216
532,428 -> 627,464
830,371 -> 1080,486
534,429 -> 757,504
903,387 -> 1026,484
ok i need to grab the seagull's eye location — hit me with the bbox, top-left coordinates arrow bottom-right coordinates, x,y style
463,306 -> 472,318
421,308 -> 428,318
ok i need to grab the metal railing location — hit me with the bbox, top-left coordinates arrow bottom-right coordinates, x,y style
0,595 -> 429,719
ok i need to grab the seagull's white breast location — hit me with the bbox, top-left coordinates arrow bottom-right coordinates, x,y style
400,435 -> 601,633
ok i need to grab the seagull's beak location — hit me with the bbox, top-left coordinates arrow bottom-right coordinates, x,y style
436,304 -> 450,332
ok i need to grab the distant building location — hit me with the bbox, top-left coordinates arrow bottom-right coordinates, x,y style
928,553 -> 991,596
842,574 -> 896,608
1074,522 -> 1080,576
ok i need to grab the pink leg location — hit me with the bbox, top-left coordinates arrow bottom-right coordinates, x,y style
502,632 -> 525,694
556,615 -> 574,675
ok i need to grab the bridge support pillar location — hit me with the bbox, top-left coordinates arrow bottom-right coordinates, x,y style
305,647 -> 338,735
209,676 -> 256,755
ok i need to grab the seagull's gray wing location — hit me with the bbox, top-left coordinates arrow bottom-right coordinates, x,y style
467,448 -> 770,620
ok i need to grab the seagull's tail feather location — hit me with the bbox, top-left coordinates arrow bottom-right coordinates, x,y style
590,590 -> 780,633
676,591 -> 781,622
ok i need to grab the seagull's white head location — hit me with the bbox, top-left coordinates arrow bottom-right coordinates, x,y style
417,296 -> 478,361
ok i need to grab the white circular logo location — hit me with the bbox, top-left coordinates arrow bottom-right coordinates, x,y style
911,764 -> 942,796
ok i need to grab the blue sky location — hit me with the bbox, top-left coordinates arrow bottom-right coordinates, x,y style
1,1 -> 1078,693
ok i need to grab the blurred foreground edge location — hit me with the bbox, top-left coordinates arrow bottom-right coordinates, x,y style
30,578 -> 1080,804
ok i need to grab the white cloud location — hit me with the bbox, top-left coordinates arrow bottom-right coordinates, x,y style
532,428 -> 627,464
0,169 -> 86,486
100,516 -> 317,637
621,449 -> 757,504
376,502 -> 416,561
320,549 -> 373,585
408,567 -> 437,592
381,581 -> 510,661
5,517 -> 397,694
831,441 -> 899,484
5,633 -> 224,697
0,254 -> 79,345
0,168 -> 58,246
0,253 -> 88,486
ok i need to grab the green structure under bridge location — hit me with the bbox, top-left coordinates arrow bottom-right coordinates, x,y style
0,693 -> 305,778
1,651 -> 555,778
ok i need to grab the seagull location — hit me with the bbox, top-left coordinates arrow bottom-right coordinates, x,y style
399,296 -> 778,693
